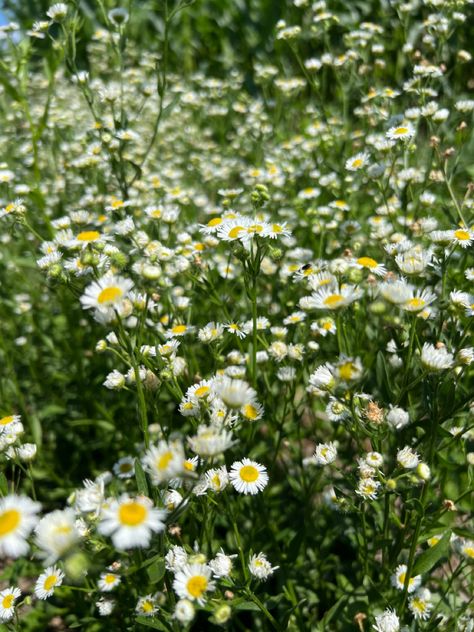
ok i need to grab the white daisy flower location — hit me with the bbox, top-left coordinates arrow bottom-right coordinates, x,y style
34,566 -> 65,600
142,440 -> 186,485
229,458 -> 269,495
136,594 -> 158,617
421,343 -> 454,371
0,494 -> 41,558
80,274 -> 133,320
35,508 -> 80,564
248,552 -> 278,579
0,587 -> 21,621
373,608 -> 400,631
313,442 -> 338,465
386,123 -> 415,140
345,151 -> 370,171
98,572 -> 121,592
391,564 -> 421,593
409,588 -> 433,620
172,563 -> 215,605
98,495 -> 167,550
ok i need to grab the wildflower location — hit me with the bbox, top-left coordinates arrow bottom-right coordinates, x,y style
451,228 -> 473,248
187,425 -> 235,457
136,594 -> 158,617
98,572 -> 121,592
80,274 -> 133,322
386,406 -> 410,429
373,608 -> 400,631
313,442 -> 338,465
409,588 -> 433,620
0,494 -> 41,558
402,288 -> 437,312
98,495 -> 167,550
212,377 -> 257,409
113,456 -> 136,479
460,539 -> 474,560
209,550 -> 236,578
345,152 -> 370,171
386,123 -> 415,141
392,564 -> 421,593
308,363 -> 335,392
305,285 -> 362,310
421,343 -> 454,371
103,370 -> 126,390
34,566 -> 65,600
205,466 -> 229,492
35,509 -> 80,563
396,446 -> 419,469
173,563 -> 215,605
354,256 -> 386,277
46,3 -> 68,22
142,440 -> 186,485
0,587 -> 21,621
96,598 -> 115,616
229,459 -> 269,495
248,553 -> 278,579
379,280 -> 413,305
356,478 -> 380,500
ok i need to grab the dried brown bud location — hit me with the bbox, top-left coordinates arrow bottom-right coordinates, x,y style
354,612 -> 367,631
168,524 -> 182,537
429,136 -> 440,147
457,121 -> 467,132
224,590 -> 235,600
364,401 -> 384,424
443,147 -> 455,158
442,499 -> 456,511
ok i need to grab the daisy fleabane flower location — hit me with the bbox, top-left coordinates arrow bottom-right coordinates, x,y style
0,587 -> 21,621
421,343 -> 454,372
386,123 -> 415,141
229,458 -> 269,495
172,563 -> 215,605
80,273 -> 133,322
142,440 -> 186,485
98,495 -> 167,550
391,564 -> 421,593
0,494 -> 41,558
34,566 -> 65,600
136,594 -> 158,617
345,152 -> 370,171
248,552 -> 279,580
98,572 -> 121,592
372,608 -> 400,631
313,442 -> 338,465
396,446 -> 419,469
409,588 -> 433,620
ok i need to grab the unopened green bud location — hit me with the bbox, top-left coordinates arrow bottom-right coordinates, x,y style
369,301 -> 386,315
386,479 -> 397,491
64,552 -> 89,581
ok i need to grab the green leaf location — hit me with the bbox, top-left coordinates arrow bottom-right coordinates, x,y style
413,531 -> 451,575
135,459 -> 149,496
233,600 -> 261,612
135,617 -> 170,631
146,558 -> 165,584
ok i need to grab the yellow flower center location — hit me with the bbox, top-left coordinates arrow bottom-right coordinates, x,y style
54,525 -> 72,535
171,324 -> 187,334
228,226 -> 245,239
334,200 -> 346,207
454,229 -> 470,241
211,474 -> 221,489
323,294 -> 344,307
0,416 -> 14,426
247,224 -> 263,234
142,600 -> 154,613
272,224 -> 282,233
463,546 -> 474,559
0,509 -> 20,536
97,286 -> 123,304
157,451 -> 173,470
44,575 -> 58,591
338,362 -> 355,381
104,574 -> 116,584
111,199 -> 123,208
357,256 -> 377,268
151,209 -> 162,218
239,465 -> 259,482
118,501 -> 147,526
184,460 -> 195,471
194,386 -> 210,398
352,158 -> 363,168
76,230 -> 100,242
187,575 -> 208,598
2,594 -> 14,609
394,126 -> 408,135
407,297 -> 424,309
242,404 -> 258,420
207,217 -> 222,227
